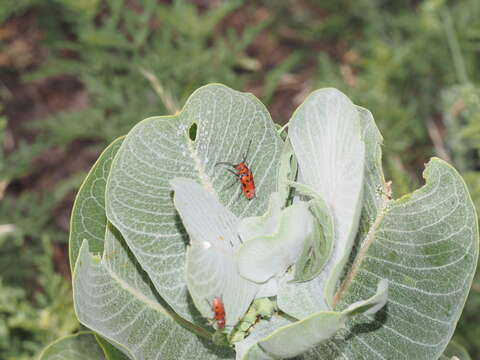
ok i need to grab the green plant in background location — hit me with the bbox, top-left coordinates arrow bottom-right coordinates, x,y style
1,2 -> 261,358
1,113 -> 78,359
438,3 -> 480,355
22,0 -> 260,145
39,85 -> 478,359
442,84 -> 480,356
443,84 -> 480,207
0,232 -> 78,360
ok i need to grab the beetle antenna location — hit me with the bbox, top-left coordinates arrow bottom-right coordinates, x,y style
215,161 -> 235,168
243,139 -> 252,163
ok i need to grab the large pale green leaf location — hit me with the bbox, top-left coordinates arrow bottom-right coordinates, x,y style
282,105 -> 385,321
70,137 -> 232,358
276,89 -> 366,317
304,158 -> 479,359
288,88 -> 366,311
69,137 -> 124,272
38,332 -> 107,360
73,227 -> 234,360
172,178 -> 258,329
105,84 -> 283,323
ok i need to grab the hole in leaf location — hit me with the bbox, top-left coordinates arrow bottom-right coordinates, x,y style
189,122 -> 197,141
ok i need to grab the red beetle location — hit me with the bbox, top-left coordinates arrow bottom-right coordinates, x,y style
215,141 -> 256,200
211,296 -> 226,329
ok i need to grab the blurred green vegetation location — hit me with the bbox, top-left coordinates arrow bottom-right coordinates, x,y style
0,0 -> 479,358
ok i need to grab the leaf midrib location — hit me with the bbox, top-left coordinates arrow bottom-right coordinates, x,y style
185,125 -> 218,198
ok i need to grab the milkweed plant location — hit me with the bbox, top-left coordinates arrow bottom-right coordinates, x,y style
39,85 -> 478,360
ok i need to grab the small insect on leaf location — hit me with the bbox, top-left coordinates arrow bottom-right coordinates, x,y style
212,296 -> 226,329
215,140 -> 256,200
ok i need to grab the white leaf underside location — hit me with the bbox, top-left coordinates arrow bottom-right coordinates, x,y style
237,192 -> 283,243
71,139 -> 233,359
279,88 -> 366,316
279,106 -> 384,319
172,178 -> 258,328
237,201 -> 313,283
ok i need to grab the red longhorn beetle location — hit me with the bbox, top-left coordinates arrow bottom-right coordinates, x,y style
215,141 -> 256,200
211,296 -> 226,329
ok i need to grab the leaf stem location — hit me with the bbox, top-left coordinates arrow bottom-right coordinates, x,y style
441,8 -> 469,84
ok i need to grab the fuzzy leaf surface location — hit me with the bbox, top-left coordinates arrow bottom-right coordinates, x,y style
105,84 -> 283,322
73,230 -> 234,360
70,138 -> 232,359
246,280 -> 387,359
305,158 -> 479,359
237,201 -> 313,283
278,89 -> 366,316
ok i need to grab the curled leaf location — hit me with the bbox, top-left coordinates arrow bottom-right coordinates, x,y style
237,192 -> 283,243
172,178 -> 258,328
236,201 -> 314,284
291,183 -> 335,282
288,88 -> 366,309
249,280 -> 388,359
105,84 -> 283,323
